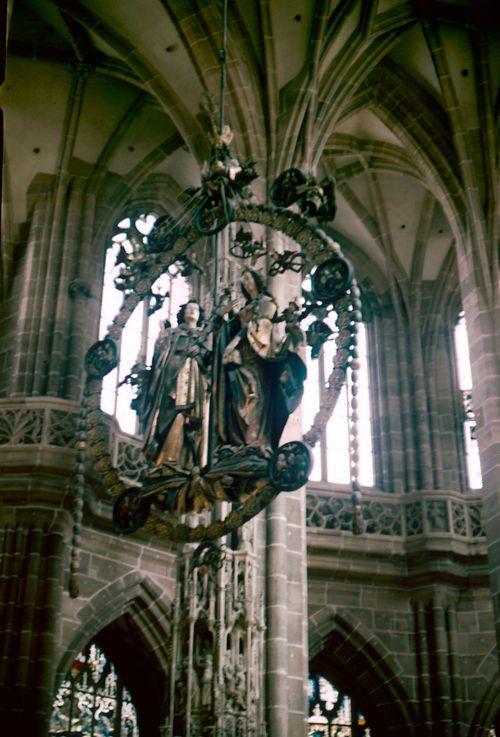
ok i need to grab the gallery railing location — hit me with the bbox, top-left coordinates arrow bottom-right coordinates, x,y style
0,397 -> 486,543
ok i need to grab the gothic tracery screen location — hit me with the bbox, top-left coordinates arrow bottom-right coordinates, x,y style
99,212 -> 189,434
50,642 -> 139,737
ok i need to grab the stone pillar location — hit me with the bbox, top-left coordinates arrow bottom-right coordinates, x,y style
429,596 -> 453,736
0,63 -> 91,400
265,493 -> 290,735
412,591 -> 463,737
285,487 -> 309,736
0,189 -> 50,395
413,601 -> 432,734
368,292 -> 473,497
265,462 -> 309,737
369,302 -> 420,493
458,248 -> 500,650
0,507 -> 70,736
426,322 -> 465,491
265,250 -> 309,737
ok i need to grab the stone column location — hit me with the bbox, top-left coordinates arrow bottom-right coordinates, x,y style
429,596 -> 453,736
458,247 -> 500,650
426,322 -> 465,491
1,190 -> 49,395
265,493 -> 290,735
413,600 -> 432,735
265,249 -> 309,737
370,301 -> 422,493
0,507 -> 70,736
265,457 -> 309,737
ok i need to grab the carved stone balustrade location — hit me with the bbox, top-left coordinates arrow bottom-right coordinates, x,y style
306,482 -> 488,588
306,483 -> 486,540
0,397 -> 144,511
0,398 -> 488,554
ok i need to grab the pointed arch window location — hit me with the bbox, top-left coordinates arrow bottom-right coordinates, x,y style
454,312 -> 482,490
308,674 -> 371,736
99,212 -> 189,435
50,642 -> 139,736
302,279 -> 374,487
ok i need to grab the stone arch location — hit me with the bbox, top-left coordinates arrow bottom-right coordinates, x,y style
93,171 -> 185,252
55,572 -> 172,737
59,5 -> 208,163
309,607 -> 418,736
88,174 -> 188,351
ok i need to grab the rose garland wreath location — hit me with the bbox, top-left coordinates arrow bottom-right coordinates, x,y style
70,203 -> 360,599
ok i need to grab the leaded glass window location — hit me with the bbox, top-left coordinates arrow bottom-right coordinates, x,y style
454,312 -> 482,489
99,212 -> 189,434
308,674 -> 371,736
50,642 -> 139,736
302,277 -> 374,486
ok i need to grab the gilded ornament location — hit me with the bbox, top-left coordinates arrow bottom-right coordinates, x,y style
95,457 -> 112,473
91,441 -> 109,459
80,134 -> 360,546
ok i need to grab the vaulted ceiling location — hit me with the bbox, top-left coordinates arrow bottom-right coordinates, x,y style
2,0 -> 499,304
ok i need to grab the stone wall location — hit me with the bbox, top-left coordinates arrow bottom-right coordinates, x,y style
307,507 -> 498,736
0,395 -> 497,735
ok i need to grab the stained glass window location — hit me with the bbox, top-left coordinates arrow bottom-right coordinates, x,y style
50,642 -> 139,737
308,674 -> 371,737
454,313 -> 482,489
302,277 -> 374,486
99,212 -> 189,434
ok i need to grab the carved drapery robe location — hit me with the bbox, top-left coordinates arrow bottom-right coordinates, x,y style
217,293 -> 306,453
139,324 -> 208,467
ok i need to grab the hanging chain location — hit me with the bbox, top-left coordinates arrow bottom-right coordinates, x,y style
69,392 -> 89,597
218,0 -> 229,135
348,279 -> 364,535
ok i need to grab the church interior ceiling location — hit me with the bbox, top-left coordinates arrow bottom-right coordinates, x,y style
3,0 -> 498,308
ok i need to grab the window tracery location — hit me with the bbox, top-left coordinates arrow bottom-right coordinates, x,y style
302,279 -> 374,487
454,312 -> 482,490
99,212 -> 189,434
308,674 -> 371,736
50,642 -> 139,737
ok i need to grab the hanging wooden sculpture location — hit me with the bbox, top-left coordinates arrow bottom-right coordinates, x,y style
74,0 -> 362,558
79,141 -> 360,545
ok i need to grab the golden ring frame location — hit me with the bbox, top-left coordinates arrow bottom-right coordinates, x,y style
83,203 -> 356,543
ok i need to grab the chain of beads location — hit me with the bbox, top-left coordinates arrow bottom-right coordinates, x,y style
69,391 -> 88,598
303,239 -> 360,449
348,279 -> 364,535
